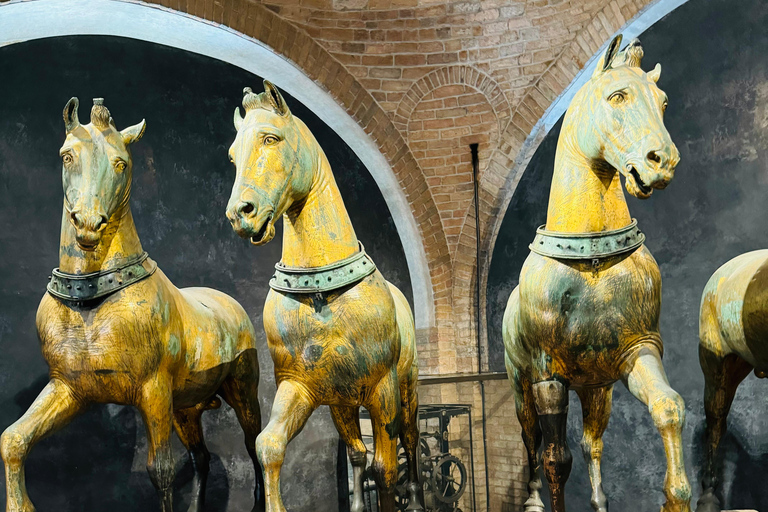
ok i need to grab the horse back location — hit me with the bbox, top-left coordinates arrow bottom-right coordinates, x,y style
701,249 -> 768,365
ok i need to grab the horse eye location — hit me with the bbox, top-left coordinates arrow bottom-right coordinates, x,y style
662,101 -> 668,112
62,154 -> 73,165
264,135 -> 279,145
115,161 -> 126,172
608,91 -> 626,104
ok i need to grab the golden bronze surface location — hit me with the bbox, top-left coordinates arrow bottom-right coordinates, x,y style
226,81 -> 422,512
0,98 -> 264,512
697,250 -> 768,512
502,36 -> 691,512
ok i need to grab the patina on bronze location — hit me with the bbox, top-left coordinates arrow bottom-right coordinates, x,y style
226,81 -> 423,512
269,242 -> 376,293
0,98 -> 265,512
47,251 -> 157,302
502,36 -> 692,512
696,250 -> 768,512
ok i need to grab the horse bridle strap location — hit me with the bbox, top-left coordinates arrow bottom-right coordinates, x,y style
529,219 -> 645,262
47,252 -> 157,303
269,242 -> 376,294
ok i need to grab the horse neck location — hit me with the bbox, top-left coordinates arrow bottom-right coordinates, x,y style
58,204 -> 144,274
545,128 -> 632,233
281,153 -> 359,268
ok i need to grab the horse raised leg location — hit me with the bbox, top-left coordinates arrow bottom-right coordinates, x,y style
139,376 -> 175,512
399,366 -> 424,511
173,402 -> 216,512
531,379 -> 572,512
219,349 -> 266,512
696,348 -> 752,512
255,380 -> 315,512
367,369 -> 402,512
331,406 -> 367,512
508,367 -> 544,512
576,385 -> 613,512
624,348 -> 691,512
1,379 -> 83,512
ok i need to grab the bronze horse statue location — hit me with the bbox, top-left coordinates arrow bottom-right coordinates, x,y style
502,36 -> 692,512
225,81 -> 422,512
696,250 -> 768,512
0,98 -> 265,512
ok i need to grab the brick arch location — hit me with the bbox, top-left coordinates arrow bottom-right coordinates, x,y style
393,65 -> 511,139
449,0 -> 661,367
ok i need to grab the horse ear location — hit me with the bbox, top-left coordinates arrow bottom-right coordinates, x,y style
63,97 -> 80,132
234,107 -> 244,131
263,80 -> 290,116
648,63 -> 662,83
120,119 -> 146,145
593,34 -> 623,77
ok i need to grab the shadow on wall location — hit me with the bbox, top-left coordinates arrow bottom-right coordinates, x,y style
487,0 -> 768,510
0,36 -> 412,511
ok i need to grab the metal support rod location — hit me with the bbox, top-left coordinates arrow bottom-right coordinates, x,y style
471,143 -> 491,512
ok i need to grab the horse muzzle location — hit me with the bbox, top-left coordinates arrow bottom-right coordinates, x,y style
70,211 -> 108,251
226,200 -> 275,245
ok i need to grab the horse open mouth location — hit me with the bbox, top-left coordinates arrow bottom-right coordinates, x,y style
251,214 -> 273,244
629,166 -> 653,196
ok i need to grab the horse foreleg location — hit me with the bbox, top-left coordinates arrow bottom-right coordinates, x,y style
532,379 -> 572,512
367,369 -> 401,512
399,366 -> 424,511
139,376 -> 175,512
576,385 -> 613,512
173,404 -> 211,512
696,348 -> 751,512
331,406 -> 367,512
255,380 -> 315,512
1,379 -> 83,512
624,348 -> 691,512
508,367 -> 544,512
220,349 -> 265,512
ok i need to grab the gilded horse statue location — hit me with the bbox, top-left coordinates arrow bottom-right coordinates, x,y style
0,98 -> 265,512
696,250 -> 768,512
225,81 -> 423,512
502,36 -> 692,512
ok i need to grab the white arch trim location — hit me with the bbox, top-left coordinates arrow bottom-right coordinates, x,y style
0,0 -> 434,328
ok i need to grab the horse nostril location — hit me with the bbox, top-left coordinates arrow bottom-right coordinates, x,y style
647,150 -> 662,165
70,212 -> 83,228
95,215 -> 108,232
238,201 -> 255,216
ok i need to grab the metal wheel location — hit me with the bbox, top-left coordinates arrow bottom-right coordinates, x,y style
430,455 -> 467,504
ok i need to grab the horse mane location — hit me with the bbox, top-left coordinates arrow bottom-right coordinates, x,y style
90,98 -> 113,131
618,39 -> 644,69
242,87 -> 279,115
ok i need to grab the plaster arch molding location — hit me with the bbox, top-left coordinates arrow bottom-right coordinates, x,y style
0,0 -> 437,329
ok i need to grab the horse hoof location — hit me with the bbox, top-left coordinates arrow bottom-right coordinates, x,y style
406,501 -> 425,511
695,492 -> 721,512
524,496 -> 545,512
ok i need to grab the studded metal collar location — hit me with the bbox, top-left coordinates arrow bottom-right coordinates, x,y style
47,252 -> 157,303
269,242 -> 376,294
529,219 -> 645,263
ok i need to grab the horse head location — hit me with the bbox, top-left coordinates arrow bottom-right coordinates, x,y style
59,97 -> 145,251
569,35 -> 679,199
226,80 -> 317,246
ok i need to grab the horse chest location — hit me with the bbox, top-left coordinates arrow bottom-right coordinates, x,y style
37,294 -> 165,386
518,250 -> 661,377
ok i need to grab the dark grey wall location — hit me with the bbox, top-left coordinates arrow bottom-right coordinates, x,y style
0,36 -> 412,511
487,0 -> 768,510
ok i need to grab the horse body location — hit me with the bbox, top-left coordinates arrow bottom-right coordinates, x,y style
1,98 -> 264,512
502,36 -> 691,512
506,246 -> 662,387
37,272 -> 255,408
226,81 -> 422,512
697,249 -> 768,512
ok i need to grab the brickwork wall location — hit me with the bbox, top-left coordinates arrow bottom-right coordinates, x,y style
137,0 -> 658,509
